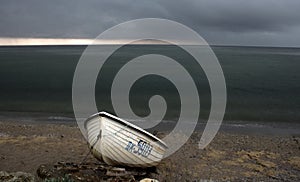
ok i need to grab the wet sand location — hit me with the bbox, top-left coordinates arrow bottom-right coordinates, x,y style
0,121 -> 299,181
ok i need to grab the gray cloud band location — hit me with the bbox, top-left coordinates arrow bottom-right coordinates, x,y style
72,18 -> 226,158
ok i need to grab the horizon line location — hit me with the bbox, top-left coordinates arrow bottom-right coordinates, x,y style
0,37 -> 299,48
0,37 -> 201,46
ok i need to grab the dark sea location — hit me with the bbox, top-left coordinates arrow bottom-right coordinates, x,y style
0,45 -> 299,132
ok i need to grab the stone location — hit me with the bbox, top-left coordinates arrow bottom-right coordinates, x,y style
0,171 -> 35,182
140,178 -> 159,182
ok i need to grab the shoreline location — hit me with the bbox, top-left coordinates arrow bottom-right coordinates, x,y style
0,120 -> 299,181
0,111 -> 299,137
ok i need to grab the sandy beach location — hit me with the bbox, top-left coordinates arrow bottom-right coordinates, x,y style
0,120 -> 299,181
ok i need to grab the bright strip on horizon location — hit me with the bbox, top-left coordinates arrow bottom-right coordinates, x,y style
0,37 -> 202,46
0,38 -> 115,46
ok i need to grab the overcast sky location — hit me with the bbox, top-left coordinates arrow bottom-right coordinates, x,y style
1,0 -> 300,47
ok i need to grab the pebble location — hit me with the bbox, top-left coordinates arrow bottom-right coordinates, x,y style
0,171 -> 35,182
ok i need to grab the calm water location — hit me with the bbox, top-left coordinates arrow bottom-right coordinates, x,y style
0,45 -> 299,123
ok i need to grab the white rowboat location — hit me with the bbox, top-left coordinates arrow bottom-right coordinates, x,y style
84,111 -> 168,167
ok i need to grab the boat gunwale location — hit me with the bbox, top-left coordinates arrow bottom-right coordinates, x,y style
84,111 -> 168,149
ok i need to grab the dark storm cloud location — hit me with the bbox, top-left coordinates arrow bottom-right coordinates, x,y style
0,0 -> 167,38
164,0 -> 300,33
1,0 -> 300,46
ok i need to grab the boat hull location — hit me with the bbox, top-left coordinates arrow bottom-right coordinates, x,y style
85,112 -> 167,167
